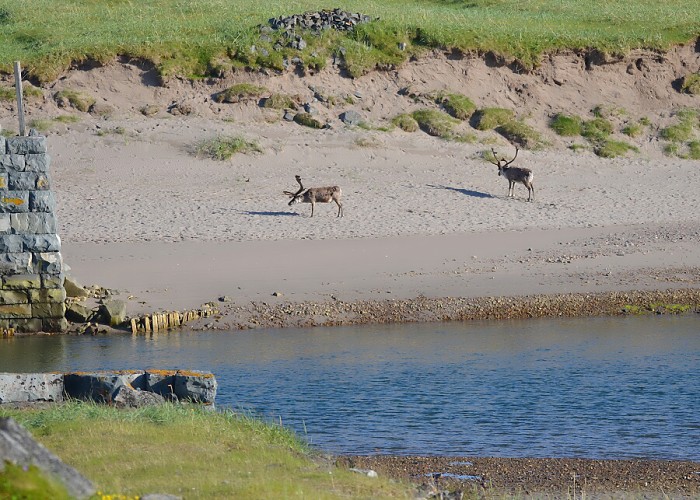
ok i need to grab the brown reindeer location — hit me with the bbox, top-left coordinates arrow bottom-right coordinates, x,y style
284,175 -> 343,217
488,147 -> 535,202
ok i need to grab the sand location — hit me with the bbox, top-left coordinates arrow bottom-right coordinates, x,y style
2,47 -> 700,321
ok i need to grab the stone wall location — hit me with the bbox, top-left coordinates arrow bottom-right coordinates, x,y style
0,133 -> 66,333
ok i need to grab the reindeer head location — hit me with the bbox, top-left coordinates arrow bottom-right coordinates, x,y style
489,147 -> 519,175
283,175 -> 307,206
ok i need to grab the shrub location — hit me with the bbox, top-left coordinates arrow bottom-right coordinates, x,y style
411,109 -> 459,137
293,112 -> 325,129
496,120 -> 542,149
473,107 -> 515,130
391,113 -> 419,132
550,114 -> 583,136
214,83 -> 268,103
54,89 -> 96,112
595,139 -> 638,158
194,135 -> 262,160
438,92 -> 476,120
681,73 -> 700,95
581,117 -> 613,141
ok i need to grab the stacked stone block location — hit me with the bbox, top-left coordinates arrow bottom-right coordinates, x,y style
0,134 -> 66,332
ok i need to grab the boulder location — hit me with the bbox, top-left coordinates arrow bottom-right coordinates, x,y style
340,110 -> 363,126
100,299 -> 127,326
0,417 -> 95,499
66,302 -> 92,323
63,371 -> 146,403
64,276 -> 89,298
113,385 -> 166,408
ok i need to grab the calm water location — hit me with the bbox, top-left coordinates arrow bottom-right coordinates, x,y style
1,316 -> 699,460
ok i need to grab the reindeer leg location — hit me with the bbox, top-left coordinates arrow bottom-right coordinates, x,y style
335,199 -> 343,217
310,201 -> 315,217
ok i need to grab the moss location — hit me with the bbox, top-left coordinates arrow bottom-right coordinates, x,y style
473,107 -> 515,130
0,462 -> 72,500
550,113 -> 583,136
391,113 -> 419,132
214,83 -> 268,103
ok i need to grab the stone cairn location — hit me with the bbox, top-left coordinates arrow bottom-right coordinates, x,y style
0,131 -> 66,335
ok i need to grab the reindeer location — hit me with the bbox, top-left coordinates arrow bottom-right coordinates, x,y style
284,175 -> 343,217
489,147 -> 535,202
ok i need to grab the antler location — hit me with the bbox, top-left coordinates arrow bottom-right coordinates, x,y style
283,175 -> 307,197
488,148 -> 501,166
503,147 -> 519,166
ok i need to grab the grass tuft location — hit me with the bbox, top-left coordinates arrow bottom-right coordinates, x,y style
437,92 -> 476,121
473,107 -> 515,131
262,93 -> 298,110
194,135 -> 263,160
681,72 -> 700,95
54,89 -> 95,112
214,83 -> 268,104
550,114 -> 583,136
581,117 -> 613,142
391,113 -> 419,132
595,139 -> 639,158
411,109 -> 459,137
293,112 -> 325,129
496,120 -> 543,149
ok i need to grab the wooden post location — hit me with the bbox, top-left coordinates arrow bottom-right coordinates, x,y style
13,62 -> 25,137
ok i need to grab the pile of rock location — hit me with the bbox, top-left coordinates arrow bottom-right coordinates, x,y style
266,8 -> 371,34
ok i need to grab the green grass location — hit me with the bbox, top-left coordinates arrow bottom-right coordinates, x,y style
194,135 -> 263,160
293,112 -> 325,129
660,108 -> 698,142
473,107 -> 515,131
0,84 -> 42,101
411,108 -> 459,137
621,121 -> 646,137
550,114 -> 583,136
594,139 -> 639,158
1,1 -> 698,82
437,92 -> 477,120
0,462 -> 72,500
581,117 -> 614,141
496,120 -> 543,149
54,89 -> 95,112
681,72 -> 700,95
0,402 -> 413,499
262,93 -> 298,110
391,113 -> 419,132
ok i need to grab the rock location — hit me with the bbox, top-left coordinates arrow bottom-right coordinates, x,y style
100,299 -> 127,326
64,276 -> 89,298
66,302 -> 92,323
63,371 -> 146,403
146,370 -> 217,404
0,373 -> 64,403
141,494 -> 182,500
113,385 -> 166,408
340,110 -> 363,126
0,418 -> 96,499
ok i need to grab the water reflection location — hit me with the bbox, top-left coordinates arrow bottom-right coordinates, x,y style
1,315 -> 698,459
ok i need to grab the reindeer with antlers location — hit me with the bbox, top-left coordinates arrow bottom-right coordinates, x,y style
284,175 -> 344,217
489,146 -> 535,202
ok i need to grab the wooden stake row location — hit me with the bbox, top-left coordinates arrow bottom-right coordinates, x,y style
130,306 -> 218,334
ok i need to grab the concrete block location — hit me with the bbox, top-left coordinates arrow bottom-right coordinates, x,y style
6,136 -> 47,154
0,290 -> 29,305
31,301 -> 66,318
2,274 -> 41,289
0,214 -> 9,233
0,135 -> 4,154
64,371 -> 147,403
11,213 -> 57,234
0,303 -> 32,318
36,173 -> 50,190
0,235 -> 23,253
0,372 -> 64,403
29,288 -> 66,303
0,253 -> 33,275
8,171 -> 38,190
0,172 -> 7,189
25,153 -> 51,173
28,191 -> 55,212
23,234 -> 61,252
36,252 -> 63,274
41,273 -> 64,289
0,191 -> 29,213
146,369 -> 217,404
0,154 -> 25,171
42,317 -> 68,333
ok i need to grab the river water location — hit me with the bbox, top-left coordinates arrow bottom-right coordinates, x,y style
1,315 -> 698,459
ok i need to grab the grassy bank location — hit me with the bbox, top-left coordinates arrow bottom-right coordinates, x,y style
0,402 -> 413,499
0,0 -> 698,82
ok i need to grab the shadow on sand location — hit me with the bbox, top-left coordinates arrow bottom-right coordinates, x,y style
427,184 -> 494,199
